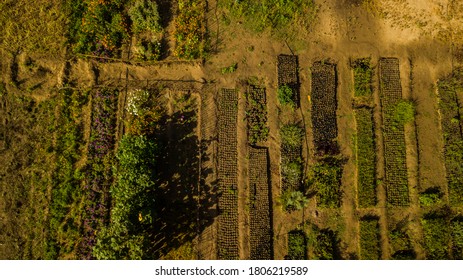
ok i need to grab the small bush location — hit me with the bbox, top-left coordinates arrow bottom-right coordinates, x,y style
277,85 -> 296,108
129,0 -> 162,33
280,189 -> 308,212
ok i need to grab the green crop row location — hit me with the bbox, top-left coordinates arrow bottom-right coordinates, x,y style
309,156 -> 343,208
359,218 -> 381,259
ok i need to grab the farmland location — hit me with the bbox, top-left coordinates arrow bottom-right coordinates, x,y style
2,0 -> 463,261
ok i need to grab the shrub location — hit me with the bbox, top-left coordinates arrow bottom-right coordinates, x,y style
280,189 -> 308,212
128,0 -> 162,33
277,85 -> 296,108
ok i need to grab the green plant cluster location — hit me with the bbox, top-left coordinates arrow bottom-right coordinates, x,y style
451,218 -> 463,259
422,213 -> 450,260
277,85 -> 296,108
128,0 -> 162,33
66,0 -> 130,56
355,108 -> 376,207
359,218 -> 381,259
280,124 -> 304,148
221,63 -> 238,74
352,58 -> 373,97
310,157 -> 343,208
174,0 -> 206,59
287,230 -> 307,260
220,0 -> 318,36
392,100 -> 415,129
94,135 -> 158,260
47,89 -> 88,259
419,187 -> 443,206
280,124 -> 304,197
389,225 -> 415,260
280,189 -> 308,212
437,75 -> 463,206
246,88 -> 269,145
312,229 -> 340,260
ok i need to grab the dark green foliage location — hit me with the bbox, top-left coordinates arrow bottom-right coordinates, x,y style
313,229 -> 340,260
422,212 -> 450,260
451,218 -> 463,259
135,39 -> 162,61
277,85 -> 296,108
392,100 -> 415,129
94,135 -> 158,259
287,230 -> 307,260
355,108 -> 376,207
359,217 -> 381,259
246,88 -> 269,145
310,157 -> 343,208
352,58 -> 373,97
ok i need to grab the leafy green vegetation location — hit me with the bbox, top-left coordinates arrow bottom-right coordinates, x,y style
280,189 -> 308,212
422,212 -> 450,260
286,230 -> 307,260
277,85 -> 296,108
419,187 -> 443,206
352,58 -> 373,97
66,0 -> 130,57
359,217 -> 381,259
174,0 -> 206,59
219,0 -> 318,37
355,108 -> 376,207
280,124 -> 304,148
311,228 -> 340,260
392,100 -> 415,129
129,0 -> 161,33
94,135 -> 158,259
451,218 -> 463,259
47,89 -> 88,259
246,88 -> 269,145
309,157 -> 343,208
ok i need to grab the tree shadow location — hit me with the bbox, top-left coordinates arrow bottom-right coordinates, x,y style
150,93 -> 218,259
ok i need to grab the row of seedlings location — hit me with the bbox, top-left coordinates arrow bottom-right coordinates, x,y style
217,89 -> 239,259
80,88 -> 118,259
352,58 -> 377,208
310,62 -> 343,208
248,147 -> 272,259
437,71 -> 463,206
246,86 -> 273,259
378,58 -> 409,206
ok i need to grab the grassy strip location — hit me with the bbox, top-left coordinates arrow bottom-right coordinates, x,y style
437,74 -> 463,206
359,217 -> 381,259
219,0 -> 318,37
310,156 -> 343,208
355,108 -> 376,207
46,89 -> 88,259
174,0 -> 206,59
422,213 -> 450,259
286,230 -> 307,260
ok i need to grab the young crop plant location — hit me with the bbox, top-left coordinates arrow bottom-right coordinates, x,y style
280,189 -> 308,212
280,124 -> 304,148
355,108 -> 376,208
352,58 -> 373,97
359,217 -> 381,260
309,156 -> 343,208
312,228 -> 340,260
221,63 -> 238,74
286,230 -> 307,260
278,85 -> 296,108
419,187 -> 443,207
422,212 -> 450,260
391,100 -> 415,129
246,87 -> 269,145
451,217 -> 463,259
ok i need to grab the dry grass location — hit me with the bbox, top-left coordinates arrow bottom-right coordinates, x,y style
0,0 -> 67,56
